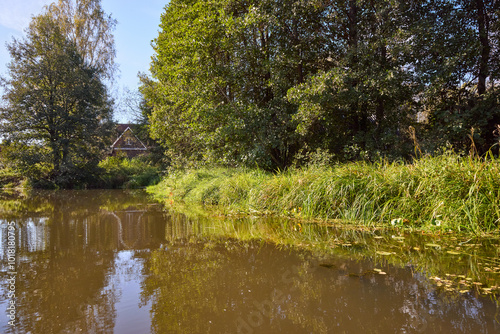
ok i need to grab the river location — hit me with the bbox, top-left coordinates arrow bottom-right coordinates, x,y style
0,189 -> 498,333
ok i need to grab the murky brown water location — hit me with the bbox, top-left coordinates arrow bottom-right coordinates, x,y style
0,190 -> 499,333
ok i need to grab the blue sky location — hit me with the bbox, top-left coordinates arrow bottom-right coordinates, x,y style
0,0 -> 167,122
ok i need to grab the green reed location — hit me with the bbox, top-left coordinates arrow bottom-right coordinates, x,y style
148,153 -> 500,233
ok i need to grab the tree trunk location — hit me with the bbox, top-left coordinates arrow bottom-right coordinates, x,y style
476,0 -> 490,96
348,0 -> 358,51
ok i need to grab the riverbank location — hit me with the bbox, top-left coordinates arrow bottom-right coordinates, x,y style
148,153 -> 500,234
0,155 -> 161,190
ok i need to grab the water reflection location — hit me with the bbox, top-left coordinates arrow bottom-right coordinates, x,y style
0,190 -> 165,334
141,239 -> 500,334
0,190 -> 498,333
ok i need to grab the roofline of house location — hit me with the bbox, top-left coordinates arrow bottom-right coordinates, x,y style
110,126 -> 148,150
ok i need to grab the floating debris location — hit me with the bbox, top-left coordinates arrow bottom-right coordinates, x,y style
376,251 -> 394,256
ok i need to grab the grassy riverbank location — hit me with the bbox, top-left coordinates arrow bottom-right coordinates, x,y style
148,153 -> 500,233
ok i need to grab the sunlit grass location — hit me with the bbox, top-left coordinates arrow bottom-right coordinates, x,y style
149,153 -> 500,233
98,155 -> 161,188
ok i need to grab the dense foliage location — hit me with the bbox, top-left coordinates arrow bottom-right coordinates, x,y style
142,0 -> 500,170
0,0 -> 115,188
98,155 -> 161,189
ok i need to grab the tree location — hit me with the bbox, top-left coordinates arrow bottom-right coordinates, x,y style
0,14 -> 113,187
46,0 -> 117,80
415,0 -> 500,154
143,0 -> 500,168
288,0 -> 418,161
142,0 -> 333,169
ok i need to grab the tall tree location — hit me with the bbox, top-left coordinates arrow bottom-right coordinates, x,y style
288,0 -> 418,160
417,0 -> 500,153
143,0 -> 333,169
46,0 -> 117,80
0,14 -> 113,186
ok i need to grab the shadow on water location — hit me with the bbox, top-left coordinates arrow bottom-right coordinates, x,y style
0,189 -> 498,333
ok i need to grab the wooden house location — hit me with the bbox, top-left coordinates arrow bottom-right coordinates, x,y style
110,124 -> 148,158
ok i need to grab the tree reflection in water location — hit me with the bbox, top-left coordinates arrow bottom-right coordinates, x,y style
0,190 -> 498,333
141,238 -> 499,334
0,190 -> 165,334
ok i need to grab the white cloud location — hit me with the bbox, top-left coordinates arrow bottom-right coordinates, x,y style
0,0 -> 51,32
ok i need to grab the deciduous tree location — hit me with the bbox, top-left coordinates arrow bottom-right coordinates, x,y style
46,0 -> 117,80
0,14 -> 113,186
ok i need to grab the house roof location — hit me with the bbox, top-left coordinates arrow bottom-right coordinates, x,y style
116,123 -> 136,133
111,126 -> 147,151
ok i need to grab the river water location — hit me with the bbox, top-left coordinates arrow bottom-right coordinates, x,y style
0,189 -> 498,333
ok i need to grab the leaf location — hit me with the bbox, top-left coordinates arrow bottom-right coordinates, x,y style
376,251 -> 393,256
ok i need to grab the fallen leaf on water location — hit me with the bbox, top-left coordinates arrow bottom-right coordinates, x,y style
376,251 -> 393,256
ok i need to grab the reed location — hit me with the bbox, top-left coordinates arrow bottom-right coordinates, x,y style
148,153 -> 500,233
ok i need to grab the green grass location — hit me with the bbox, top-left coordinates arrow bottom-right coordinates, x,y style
98,155 -> 161,189
148,153 -> 500,233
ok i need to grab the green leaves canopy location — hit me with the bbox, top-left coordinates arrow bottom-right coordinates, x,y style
0,13 -> 113,186
143,0 -> 500,169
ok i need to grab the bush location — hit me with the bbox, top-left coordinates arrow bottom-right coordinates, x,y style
98,155 -> 161,189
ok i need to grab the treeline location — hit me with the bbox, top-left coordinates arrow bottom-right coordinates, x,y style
141,0 -> 500,170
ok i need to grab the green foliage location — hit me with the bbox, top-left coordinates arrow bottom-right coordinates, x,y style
0,10 -> 114,188
149,153 -> 500,233
46,0 -> 117,80
98,155 -> 161,189
143,0 -> 500,168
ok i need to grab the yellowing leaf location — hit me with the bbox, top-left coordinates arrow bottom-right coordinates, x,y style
376,251 -> 393,256
446,250 -> 460,255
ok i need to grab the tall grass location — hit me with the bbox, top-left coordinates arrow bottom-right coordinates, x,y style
148,153 -> 500,232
